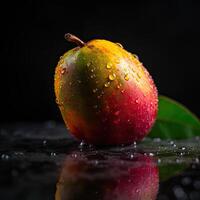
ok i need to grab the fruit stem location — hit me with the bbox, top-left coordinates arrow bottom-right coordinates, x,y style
64,33 -> 85,47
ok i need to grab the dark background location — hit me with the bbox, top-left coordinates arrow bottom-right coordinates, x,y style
1,0 -> 200,123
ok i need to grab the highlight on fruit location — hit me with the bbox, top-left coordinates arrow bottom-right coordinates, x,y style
54,33 -> 158,145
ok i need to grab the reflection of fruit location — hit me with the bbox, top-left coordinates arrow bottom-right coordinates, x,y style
54,33 -> 158,145
55,152 -> 159,200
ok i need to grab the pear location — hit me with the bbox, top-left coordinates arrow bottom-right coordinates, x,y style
54,33 -> 158,145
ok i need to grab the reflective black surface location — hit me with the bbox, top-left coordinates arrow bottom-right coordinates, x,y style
0,122 -> 200,200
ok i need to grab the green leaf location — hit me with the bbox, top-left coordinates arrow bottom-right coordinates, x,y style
149,95 -> 200,139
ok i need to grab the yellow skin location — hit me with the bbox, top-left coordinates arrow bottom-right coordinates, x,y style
54,37 -> 158,144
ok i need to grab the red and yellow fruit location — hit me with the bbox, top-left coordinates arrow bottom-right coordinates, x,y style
54,34 -> 158,145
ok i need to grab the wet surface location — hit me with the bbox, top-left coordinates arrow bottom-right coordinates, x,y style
0,121 -> 200,200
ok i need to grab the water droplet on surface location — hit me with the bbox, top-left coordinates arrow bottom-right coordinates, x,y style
135,99 -> 139,104
124,73 -> 130,81
43,140 -> 47,145
104,81 -> 111,87
79,141 -> 87,148
181,177 -> 192,186
72,154 -> 77,158
195,157 -> 199,163
106,63 -> 112,69
1,154 -> 9,160
116,43 -> 123,48
153,138 -> 161,142
173,186 -> 187,199
50,152 -> 56,157
109,73 -> 116,81
91,69 -> 94,72
94,160 -> 99,165
133,141 -> 137,148
130,154 -> 134,159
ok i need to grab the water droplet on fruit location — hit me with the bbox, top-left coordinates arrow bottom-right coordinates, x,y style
87,62 -> 91,67
136,189 -> 140,193
109,73 -> 116,81
59,59 -> 64,65
133,54 -> 139,59
137,73 -> 141,79
56,99 -> 64,107
124,73 -> 129,81
117,83 -> 122,89
104,81 -> 110,87
121,90 -> 125,93
114,110 -> 120,116
93,88 -> 98,93
135,99 -> 139,104
61,68 -> 66,75
116,43 -> 123,48
106,63 -> 112,69
91,69 -> 94,72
